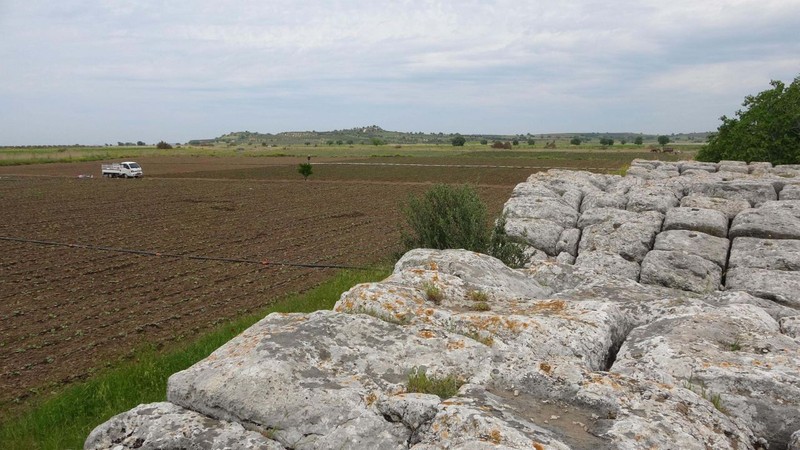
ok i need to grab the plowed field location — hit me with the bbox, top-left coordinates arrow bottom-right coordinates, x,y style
0,160 -> 516,408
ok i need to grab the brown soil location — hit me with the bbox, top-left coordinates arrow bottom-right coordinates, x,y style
0,158 -> 517,409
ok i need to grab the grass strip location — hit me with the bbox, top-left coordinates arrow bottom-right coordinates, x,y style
0,267 -> 389,450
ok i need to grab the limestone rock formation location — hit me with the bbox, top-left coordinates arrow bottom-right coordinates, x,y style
87,161 -> 800,450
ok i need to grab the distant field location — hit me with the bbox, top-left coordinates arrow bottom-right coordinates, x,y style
0,143 -> 697,166
0,147 -> 691,416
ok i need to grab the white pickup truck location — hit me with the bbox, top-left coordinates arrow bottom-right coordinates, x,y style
101,161 -> 143,178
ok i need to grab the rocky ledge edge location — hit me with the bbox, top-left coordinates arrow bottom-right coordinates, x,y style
86,161 -> 800,450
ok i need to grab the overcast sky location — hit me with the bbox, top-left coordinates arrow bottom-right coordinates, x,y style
1,1 -> 798,145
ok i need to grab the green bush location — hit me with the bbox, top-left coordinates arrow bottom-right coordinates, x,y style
401,186 -> 528,268
401,184 -> 490,252
697,75 -> 800,165
487,214 -> 528,269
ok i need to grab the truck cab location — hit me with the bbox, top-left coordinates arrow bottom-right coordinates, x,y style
102,161 -> 144,178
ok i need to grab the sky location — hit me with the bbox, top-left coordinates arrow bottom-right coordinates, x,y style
1,1 -> 799,145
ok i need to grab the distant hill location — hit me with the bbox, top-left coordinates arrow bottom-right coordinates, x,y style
187,126 -> 711,146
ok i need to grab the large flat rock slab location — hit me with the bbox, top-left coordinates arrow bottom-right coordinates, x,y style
653,230 -> 729,268
503,196 -> 579,228
612,304 -> 800,449
168,310 -> 492,450
730,200 -> 800,239
85,402 -> 283,450
639,249 -> 722,293
680,194 -> 751,220
686,180 -> 778,207
726,267 -> 800,308
578,210 -> 663,263
729,237 -> 800,270
663,206 -> 728,237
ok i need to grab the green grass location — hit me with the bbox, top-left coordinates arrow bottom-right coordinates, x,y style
423,282 -> 443,304
406,367 -> 465,399
0,267 -> 389,450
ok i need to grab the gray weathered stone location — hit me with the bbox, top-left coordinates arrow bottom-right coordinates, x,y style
790,429 -> 800,450
510,182 -> 560,199
627,185 -> 681,213
781,184 -> 800,200
574,251 -> 640,281
686,180 -> 778,207
782,316 -> 800,339
504,217 -> 563,255
555,251 -> 575,264
680,194 -> 751,220
726,267 -> 800,308
84,402 -> 283,450
555,228 -> 580,256
729,237 -> 800,270
663,206 -> 729,238
577,207 -> 652,229
749,162 -> 773,176
704,290 -> 800,322
730,200 -> 800,240
653,230 -> 730,268
612,304 -> 800,449
679,161 -> 718,173
394,249 -> 552,300
579,190 -> 628,212
718,160 -> 750,173
626,165 -> 675,180
168,311 -> 488,450
579,210 -> 663,263
503,196 -> 579,228
639,250 -> 722,293
772,165 -> 800,178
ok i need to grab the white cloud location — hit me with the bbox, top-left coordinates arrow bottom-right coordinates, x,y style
1,0 -> 798,143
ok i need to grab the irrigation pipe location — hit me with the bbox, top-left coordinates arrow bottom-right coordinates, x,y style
0,236 -> 373,270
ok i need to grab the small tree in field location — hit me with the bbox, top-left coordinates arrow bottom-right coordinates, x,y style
658,135 -> 670,147
570,137 -> 582,145
451,135 -> 466,146
156,141 -> 172,149
634,136 -> 643,145
298,162 -> 313,180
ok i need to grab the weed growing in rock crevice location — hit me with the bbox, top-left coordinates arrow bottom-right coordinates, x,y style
400,185 -> 528,268
406,367 -> 465,399
423,282 -> 443,304
683,375 -> 727,415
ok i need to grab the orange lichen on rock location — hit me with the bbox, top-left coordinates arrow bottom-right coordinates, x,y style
488,428 -> 502,444
531,299 -> 567,313
418,329 -> 437,339
539,362 -> 552,374
364,392 -> 377,406
447,339 -> 466,350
